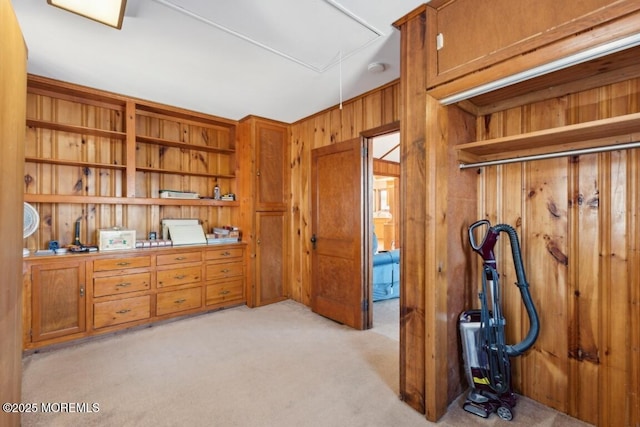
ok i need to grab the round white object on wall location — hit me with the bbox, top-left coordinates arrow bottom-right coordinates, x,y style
23,202 -> 39,256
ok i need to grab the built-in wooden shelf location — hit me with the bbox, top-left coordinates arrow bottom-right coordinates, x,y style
136,135 -> 235,154
26,119 -> 126,140
24,194 -> 239,207
456,112 -> 640,164
135,166 -> 234,179
25,157 -> 126,170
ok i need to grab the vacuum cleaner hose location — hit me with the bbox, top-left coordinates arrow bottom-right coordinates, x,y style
492,223 -> 540,357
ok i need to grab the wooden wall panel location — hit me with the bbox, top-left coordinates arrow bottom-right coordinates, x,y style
0,1 -> 26,424
629,148 -> 640,427
288,81 -> 400,306
477,78 -> 640,426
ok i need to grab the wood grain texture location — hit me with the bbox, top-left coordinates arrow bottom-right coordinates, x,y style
0,1 -> 26,423
24,76 -> 238,252
288,80 -> 400,307
477,78 -> 640,425
426,1 -> 640,99
397,7 -> 429,417
236,116 -> 289,308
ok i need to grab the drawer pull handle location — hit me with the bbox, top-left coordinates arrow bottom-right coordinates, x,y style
174,299 -> 186,304
221,269 -> 230,273
174,274 -> 187,279
175,256 -> 186,261
116,309 -> 131,314
116,262 -> 131,266
220,290 -> 231,295
116,282 -> 132,288
222,251 -> 231,256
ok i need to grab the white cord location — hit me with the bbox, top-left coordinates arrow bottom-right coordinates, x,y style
339,50 -> 343,110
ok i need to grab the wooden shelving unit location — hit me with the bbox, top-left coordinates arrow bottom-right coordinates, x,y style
24,74 -> 240,250
21,76 -> 249,354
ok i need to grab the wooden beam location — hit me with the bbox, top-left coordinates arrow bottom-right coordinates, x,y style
397,6 -> 428,416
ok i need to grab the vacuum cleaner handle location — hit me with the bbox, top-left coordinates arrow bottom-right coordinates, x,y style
468,220 -> 498,265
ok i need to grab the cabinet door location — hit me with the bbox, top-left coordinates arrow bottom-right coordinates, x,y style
254,211 -> 287,306
31,261 -> 86,342
426,0 -> 640,90
255,121 -> 288,211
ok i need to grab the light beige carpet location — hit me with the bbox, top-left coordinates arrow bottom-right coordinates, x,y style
21,299 -> 591,427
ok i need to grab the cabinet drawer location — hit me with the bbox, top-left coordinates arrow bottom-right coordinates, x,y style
205,247 -> 243,261
157,251 -> 201,266
94,295 -> 151,329
157,266 -> 202,288
94,272 -> 151,297
206,261 -> 243,280
94,256 -> 151,272
206,278 -> 244,306
156,287 -> 202,316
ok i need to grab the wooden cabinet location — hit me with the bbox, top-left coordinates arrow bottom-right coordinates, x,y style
419,1 -> 640,101
23,244 -> 245,350
204,246 -> 245,308
29,260 -> 86,343
255,211 -> 287,305
254,120 -> 288,210
238,116 -> 289,307
91,253 -> 153,331
19,75 -> 255,351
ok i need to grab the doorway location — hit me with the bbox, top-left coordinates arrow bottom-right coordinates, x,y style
370,130 -> 400,340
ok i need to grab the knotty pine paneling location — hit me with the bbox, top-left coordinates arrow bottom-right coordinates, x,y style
477,78 -> 640,426
24,80 -> 237,251
25,92 -> 127,249
288,80 -> 400,306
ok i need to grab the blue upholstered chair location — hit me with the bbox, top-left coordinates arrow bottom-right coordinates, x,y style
372,233 -> 400,301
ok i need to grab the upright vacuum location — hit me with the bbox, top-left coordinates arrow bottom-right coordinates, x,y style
459,220 -> 540,421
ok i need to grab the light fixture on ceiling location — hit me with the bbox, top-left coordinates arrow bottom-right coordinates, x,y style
440,33 -> 640,105
47,0 -> 127,29
368,62 -> 387,73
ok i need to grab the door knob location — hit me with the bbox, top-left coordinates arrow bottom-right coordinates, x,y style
310,234 -> 317,249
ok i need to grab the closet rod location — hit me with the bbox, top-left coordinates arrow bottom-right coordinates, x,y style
459,140 -> 640,169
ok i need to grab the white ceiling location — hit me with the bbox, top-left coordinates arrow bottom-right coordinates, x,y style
372,132 -> 399,163
12,0 -> 427,123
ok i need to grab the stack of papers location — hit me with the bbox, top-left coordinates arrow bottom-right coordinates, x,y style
159,190 -> 200,199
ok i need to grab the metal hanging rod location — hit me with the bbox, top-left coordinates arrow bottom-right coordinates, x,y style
459,140 -> 640,169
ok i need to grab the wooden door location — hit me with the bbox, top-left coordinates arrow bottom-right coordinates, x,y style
310,138 -> 371,330
255,211 -> 287,306
31,261 -> 86,342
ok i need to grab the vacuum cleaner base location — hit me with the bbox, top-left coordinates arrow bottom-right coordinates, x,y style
463,388 -> 516,421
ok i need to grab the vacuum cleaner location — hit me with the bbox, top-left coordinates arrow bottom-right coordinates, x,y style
459,220 -> 540,421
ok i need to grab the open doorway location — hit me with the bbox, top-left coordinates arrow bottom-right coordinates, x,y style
370,131 -> 400,341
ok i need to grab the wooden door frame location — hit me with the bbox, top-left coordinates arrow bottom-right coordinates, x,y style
362,121 -> 401,313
